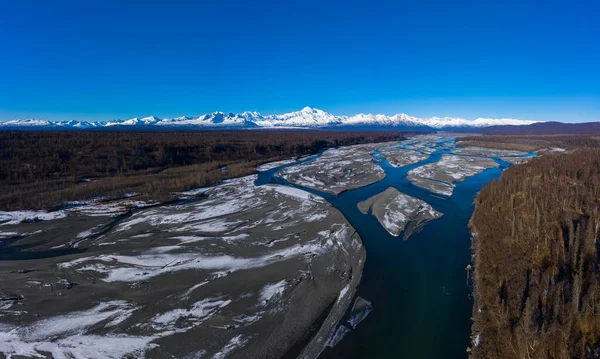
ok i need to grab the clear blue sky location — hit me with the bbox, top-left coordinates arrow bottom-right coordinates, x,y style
1,0 -> 598,122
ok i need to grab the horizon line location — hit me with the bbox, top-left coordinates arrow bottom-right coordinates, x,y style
0,106 -> 548,123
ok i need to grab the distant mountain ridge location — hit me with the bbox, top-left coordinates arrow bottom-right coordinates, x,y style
0,106 -> 541,131
478,121 -> 600,135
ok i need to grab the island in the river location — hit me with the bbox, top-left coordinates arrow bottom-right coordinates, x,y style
358,187 -> 442,239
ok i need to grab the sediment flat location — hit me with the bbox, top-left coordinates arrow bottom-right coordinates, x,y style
358,187 -> 442,239
378,147 -> 428,168
407,155 -> 498,196
0,175 -> 364,359
397,135 -> 456,154
277,144 -> 386,195
452,146 -> 527,157
256,158 -> 298,172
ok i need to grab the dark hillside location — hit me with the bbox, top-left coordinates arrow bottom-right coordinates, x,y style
457,134 -> 600,152
479,121 -> 600,135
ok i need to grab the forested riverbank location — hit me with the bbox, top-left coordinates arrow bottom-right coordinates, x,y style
457,134 -> 600,152
0,130 -> 406,210
470,149 -> 600,358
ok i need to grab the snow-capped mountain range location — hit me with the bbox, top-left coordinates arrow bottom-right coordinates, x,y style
0,107 -> 539,130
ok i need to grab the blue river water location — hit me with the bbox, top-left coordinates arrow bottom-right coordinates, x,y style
256,137 -> 531,359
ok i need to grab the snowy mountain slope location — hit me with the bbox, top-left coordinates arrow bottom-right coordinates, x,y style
254,107 -> 343,127
0,119 -> 54,127
105,116 -> 160,126
0,107 -> 540,130
0,119 -> 102,129
155,112 -> 260,127
54,120 -> 101,128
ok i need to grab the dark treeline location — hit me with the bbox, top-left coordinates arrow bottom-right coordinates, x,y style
478,122 -> 600,135
457,135 -> 600,152
0,130 -> 406,210
470,149 -> 600,358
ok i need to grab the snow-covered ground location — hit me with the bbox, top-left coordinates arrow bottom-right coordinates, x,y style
378,147 -> 429,168
408,155 -> 498,196
0,210 -> 67,226
0,196 -> 158,229
358,187 -> 442,239
256,158 -> 298,172
0,175 -> 364,359
452,146 -> 527,157
277,144 -> 386,195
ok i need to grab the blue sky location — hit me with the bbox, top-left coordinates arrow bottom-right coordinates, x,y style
0,0 -> 598,122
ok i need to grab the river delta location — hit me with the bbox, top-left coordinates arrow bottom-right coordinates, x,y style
0,134 -> 535,359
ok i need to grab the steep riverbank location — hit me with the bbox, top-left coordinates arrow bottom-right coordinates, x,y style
468,149 -> 600,358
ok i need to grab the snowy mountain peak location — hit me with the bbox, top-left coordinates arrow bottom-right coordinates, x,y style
2,119 -> 51,126
241,111 -> 262,118
140,116 -> 161,124
263,107 -> 341,127
471,118 -> 538,126
1,108 -> 541,130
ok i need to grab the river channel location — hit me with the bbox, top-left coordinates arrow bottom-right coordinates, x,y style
256,135 -> 531,359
